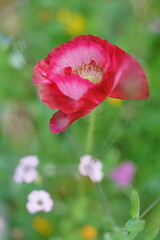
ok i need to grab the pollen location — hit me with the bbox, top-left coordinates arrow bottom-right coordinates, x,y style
74,60 -> 105,83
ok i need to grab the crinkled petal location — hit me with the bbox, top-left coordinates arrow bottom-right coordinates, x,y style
109,46 -> 149,99
49,73 -> 115,133
35,72 -> 94,114
33,59 -> 50,85
50,74 -> 94,101
71,35 -> 112,62
50,111 -> 70,134
38,82 -> 77,114
45,37 -> 110,75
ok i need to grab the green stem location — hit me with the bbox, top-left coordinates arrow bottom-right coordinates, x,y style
85,110 -> 96,154
139,196 -> 160,220
85,110 -> 116,229
95,183 -> 116,230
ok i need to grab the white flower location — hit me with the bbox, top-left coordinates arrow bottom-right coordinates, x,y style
13,155 -> 39,184
26,190 -> 54,214
79,155 -> 103,182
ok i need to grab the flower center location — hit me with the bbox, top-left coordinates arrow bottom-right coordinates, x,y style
84,163 -> 93,175
75,60 -> 105,83
37,200 -> 42,205
63,60 -> 105,83
23,166 -> 31,172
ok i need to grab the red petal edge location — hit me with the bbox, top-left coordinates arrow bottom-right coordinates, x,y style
108,46 -> 149,100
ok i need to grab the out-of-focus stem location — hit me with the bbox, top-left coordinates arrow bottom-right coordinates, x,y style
85,110 -> 96,154
85,109 -> 116,230
139,196 -> 160,219
95,183 -> 116,230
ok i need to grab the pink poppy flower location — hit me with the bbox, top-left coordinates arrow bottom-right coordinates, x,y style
33,35 -> 149,133
109,161 -> 136,187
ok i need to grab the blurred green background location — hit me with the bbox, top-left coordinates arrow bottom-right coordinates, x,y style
0,0 -> 160,239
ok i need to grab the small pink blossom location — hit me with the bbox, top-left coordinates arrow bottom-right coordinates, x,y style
79,155 -> 103,182
109,161 -> 136,187
26,190 -> 54,214
13,155 -> 39,184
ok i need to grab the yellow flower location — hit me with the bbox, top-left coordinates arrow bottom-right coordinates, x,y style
108,98 -> 122,107
67,13 -> 86,36
56,8 -> 86,36
81,225 -> 98,240
32,216 -> 53,236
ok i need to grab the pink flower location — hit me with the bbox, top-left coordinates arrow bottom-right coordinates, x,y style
26,190 -> 54,214
13,155 -> 39,183
79,155 -> 103,182
109,161 -> 136,187
33,35 -> 149,133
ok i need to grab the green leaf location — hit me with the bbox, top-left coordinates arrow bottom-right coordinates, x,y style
125,218 -> 145,240
144,228 -> 159,240
130,191 -> 140,219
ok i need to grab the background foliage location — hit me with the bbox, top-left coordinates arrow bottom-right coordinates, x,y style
0,0 -> 160,239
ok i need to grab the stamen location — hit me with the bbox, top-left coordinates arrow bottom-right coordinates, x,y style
63,66 -> 72,75
74,61 -> 105,83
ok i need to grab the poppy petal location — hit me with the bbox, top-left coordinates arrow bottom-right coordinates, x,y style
38,82 -> 77,114
50,111 -> 69,134
109,47 -> 149,99
50,74 -> 94,101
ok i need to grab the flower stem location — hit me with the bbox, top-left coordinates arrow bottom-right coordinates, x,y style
95,183 -> 116,230
85,110 -> 116,229
139,196 -> 160,220
85,110 -> 96,154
